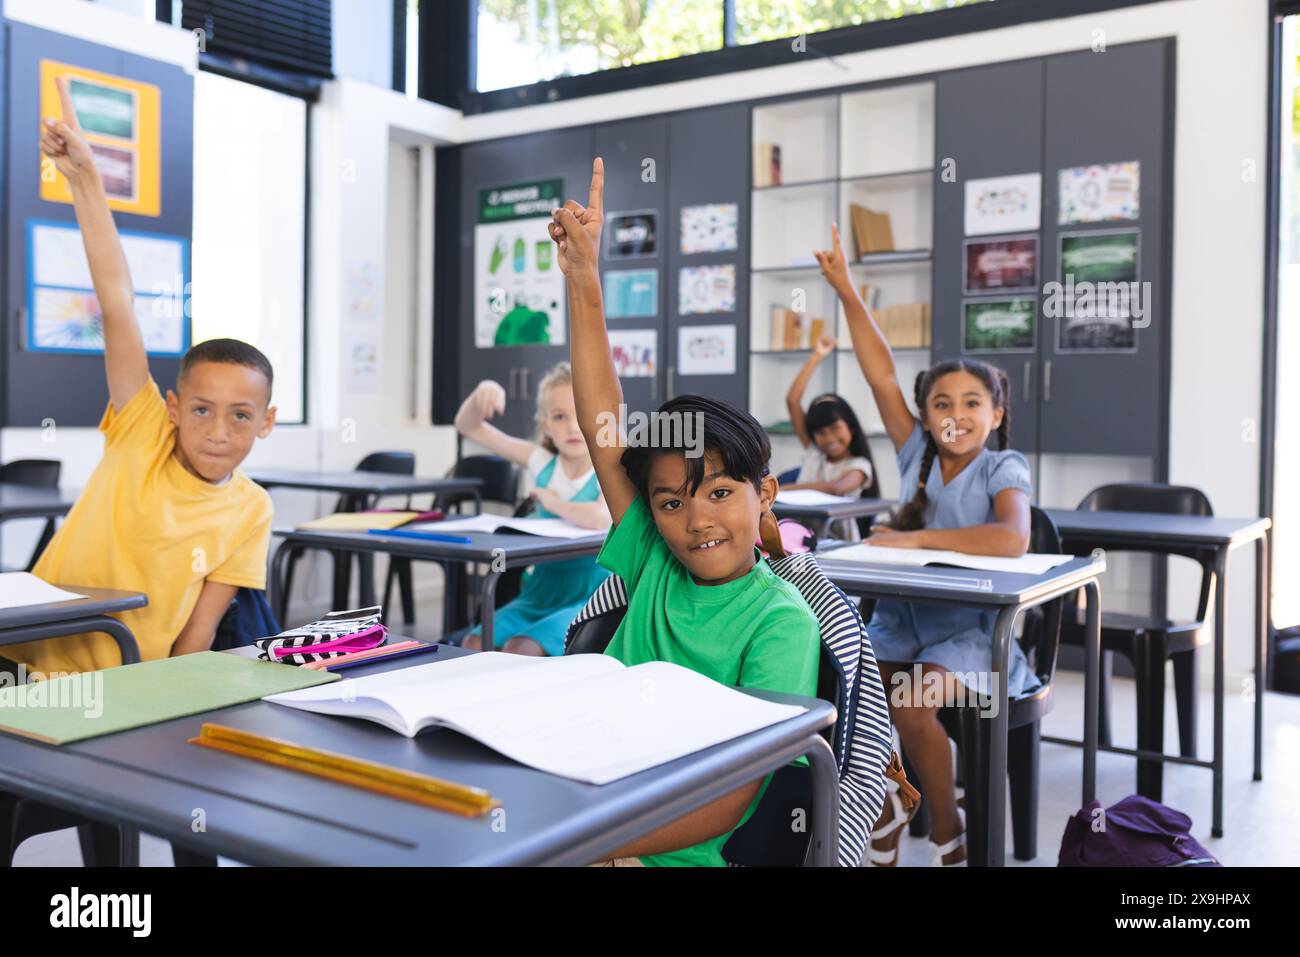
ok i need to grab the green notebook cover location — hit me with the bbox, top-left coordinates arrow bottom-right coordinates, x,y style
0,652 -> 339,745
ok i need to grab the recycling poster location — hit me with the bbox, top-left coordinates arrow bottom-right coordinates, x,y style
475,179 -> 566,348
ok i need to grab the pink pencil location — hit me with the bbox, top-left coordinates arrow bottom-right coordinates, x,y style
303,640 -> 423,671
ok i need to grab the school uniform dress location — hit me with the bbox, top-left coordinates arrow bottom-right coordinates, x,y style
867,423 -> 1040,697
468,448 -> 610,657
794,446 -> 875,541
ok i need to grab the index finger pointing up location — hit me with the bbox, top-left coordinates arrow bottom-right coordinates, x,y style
54,76 -> 80,131
587,156 -> 604,214
831,222 -> 843,253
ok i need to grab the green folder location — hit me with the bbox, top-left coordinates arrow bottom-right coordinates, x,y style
0,652 -> 339,745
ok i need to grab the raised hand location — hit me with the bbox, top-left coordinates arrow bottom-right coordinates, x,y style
812,334 -> 837,359
472,379 -> 507,420
547,157 -> 604,279
40,76 -> 96,185
813,223 -> 853,294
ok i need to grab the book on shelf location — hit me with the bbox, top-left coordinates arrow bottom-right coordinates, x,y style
849,203 -> 895,257
768,307 -> 828,351
753,142 -> 783,187
872,301 -> 932,349
858,283 -> 882,311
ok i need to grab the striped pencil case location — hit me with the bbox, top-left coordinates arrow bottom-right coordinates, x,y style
255,606 -> 387,666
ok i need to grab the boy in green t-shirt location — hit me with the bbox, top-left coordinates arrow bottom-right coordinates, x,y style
548,160 -> 821,866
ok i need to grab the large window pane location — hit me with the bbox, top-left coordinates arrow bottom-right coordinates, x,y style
735,0 -> 992,45
475,0 -> 725,92
192,72 -> 307,423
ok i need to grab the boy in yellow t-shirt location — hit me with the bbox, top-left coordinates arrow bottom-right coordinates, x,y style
0,78 -> 276,677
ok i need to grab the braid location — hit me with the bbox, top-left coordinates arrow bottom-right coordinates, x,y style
996,368 -> 1011,451
890,371 -> 937,532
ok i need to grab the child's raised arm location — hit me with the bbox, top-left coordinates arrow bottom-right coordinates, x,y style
453,379 -> 539,468
40,77 -> 147,412
548,158 -> 638,525
785,334 -> 835,448
814,225 -> 914,452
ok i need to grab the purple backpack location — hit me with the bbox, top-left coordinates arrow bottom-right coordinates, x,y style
1058,795 -> 1220,867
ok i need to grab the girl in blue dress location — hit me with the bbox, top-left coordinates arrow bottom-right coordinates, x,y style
815,225 -> 1034,867
453,362 -> 611,656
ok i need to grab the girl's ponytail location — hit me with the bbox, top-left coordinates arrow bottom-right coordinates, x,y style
890,371 -> 939,532
995,367 -> 1011,451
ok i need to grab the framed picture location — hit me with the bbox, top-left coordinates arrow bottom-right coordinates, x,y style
961,297 -> 1037,354
963,235 -> 1038,294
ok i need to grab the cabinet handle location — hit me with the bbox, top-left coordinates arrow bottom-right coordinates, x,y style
1022,361 -> 1032,403
650,371 -> 658,401
667,366 -> 675,400
507,368 -> 518,400
519,366 -> 530,399
1044,359 -> 1052,403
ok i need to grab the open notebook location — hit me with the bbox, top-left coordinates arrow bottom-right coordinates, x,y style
404,515 -> 604,540
264,653 -> 806,785
775,489 -> 859,507
822,543 -> 1074,575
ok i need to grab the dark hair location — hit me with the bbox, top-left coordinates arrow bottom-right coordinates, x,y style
179,338 -> 274,400
621,394 -> 771,499
804,393 -> 881,498
891,358 -> 1011,532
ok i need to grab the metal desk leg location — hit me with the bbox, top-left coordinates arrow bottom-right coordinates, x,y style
1212,549 -> 1228,839
479,569 -> 502,652
269,540 -> 293,625
357,553 -> 377,608
1254,533 -> 1269,781
983,605 -> 1018,867
1083,580 -> 1101,805
805,734 -> 840,867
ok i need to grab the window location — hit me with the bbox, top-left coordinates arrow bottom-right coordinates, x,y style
473,0 -> 990,93
191,72 -> 307,423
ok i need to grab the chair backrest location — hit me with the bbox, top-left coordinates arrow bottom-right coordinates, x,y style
563,554 -> 893,867
776,466 -> 800,485
1076,482 -> 1216,625
1020,506 -> 1066,688
0,459 -> 61,488
443,454 -> 520,511
336,451 -> 416,512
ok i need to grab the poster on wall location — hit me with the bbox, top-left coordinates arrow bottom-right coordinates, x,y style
39,60 -> 161,217
680,203 -> 739,254
678,265 -> 736,315
609,329 -> 657,378
963,235 -> 1038,294
961,298 -> 1037,354
474,179 -> 566,348
678,324 -> 736,376
27,219 -> 188,355
604,269 -> 658,319
605,210 -> 657,258
1055,229 -> 1141,353
1058,161 -> 1140,224
963,173 -> 1041,236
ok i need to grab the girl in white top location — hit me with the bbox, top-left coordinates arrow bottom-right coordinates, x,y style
783,335 -> 880,541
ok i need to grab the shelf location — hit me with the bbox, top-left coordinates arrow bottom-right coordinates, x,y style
751,263 -> 823,276
853,250 -> 931,267
841,168 -> 934,187
753,176 -> 839,193
837,346 -> 931,354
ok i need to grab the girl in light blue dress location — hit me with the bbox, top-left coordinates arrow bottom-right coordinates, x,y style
815,225 -> 1035,867
453,362 -> 611,656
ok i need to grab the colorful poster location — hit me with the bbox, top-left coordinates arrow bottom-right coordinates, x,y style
604,269 -> 658,319
474,179 -> 566,348
609,329 -> 657,378
1059,229 -> 1139,284
40,60 -> 161,217
27,219 -> 188,356
678,265 -> 735,315
605,210 -> 657,258
962,298 -> 1037,354
678,324 -> 736,376
963,173 -> 1041,236
1058,161 -> 1140,224
963,236 -> 1038,294
680,203 -> 739,254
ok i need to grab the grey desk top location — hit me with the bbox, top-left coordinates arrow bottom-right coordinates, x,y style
816,553 -> 1106,607
246,469 -> 484,498
772,497 -> 897,521
1044,509 -> 1271,550
272,526 -> 607,566
0,586 -> 147,638
0,645 -> 836,866
0,484 -> 78,520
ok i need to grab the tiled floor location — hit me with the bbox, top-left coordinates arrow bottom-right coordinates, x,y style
13,587 -> 1300,866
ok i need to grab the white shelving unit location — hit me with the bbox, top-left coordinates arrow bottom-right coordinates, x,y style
750,81 -> 936,475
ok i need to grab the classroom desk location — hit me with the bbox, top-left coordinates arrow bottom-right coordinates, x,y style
0,587 -> 147,666
268,528 -> 606,647
0,484 -> 78,523
815,550 -> 1106,867
1042,508 -> 1272,839
246,469 -> 484,511
0,645 -> 841,866
772,497 -> 897,538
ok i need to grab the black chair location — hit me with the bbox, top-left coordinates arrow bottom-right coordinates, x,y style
280,451 -> 415,622
776,466 -> 800,485
1057,483 -> 1215,800
0,459 -> 62,571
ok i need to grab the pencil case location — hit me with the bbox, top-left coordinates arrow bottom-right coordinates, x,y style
255,606 -> 388,666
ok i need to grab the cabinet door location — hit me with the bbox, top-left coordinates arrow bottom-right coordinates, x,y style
594,117 -> 669,418
1039,41 -> 1170,456
933,58 -> 1046,455
667,103 -> 750,410
457,129 -> 594,439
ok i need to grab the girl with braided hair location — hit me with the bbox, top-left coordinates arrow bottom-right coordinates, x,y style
815,225 -> 1034,867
